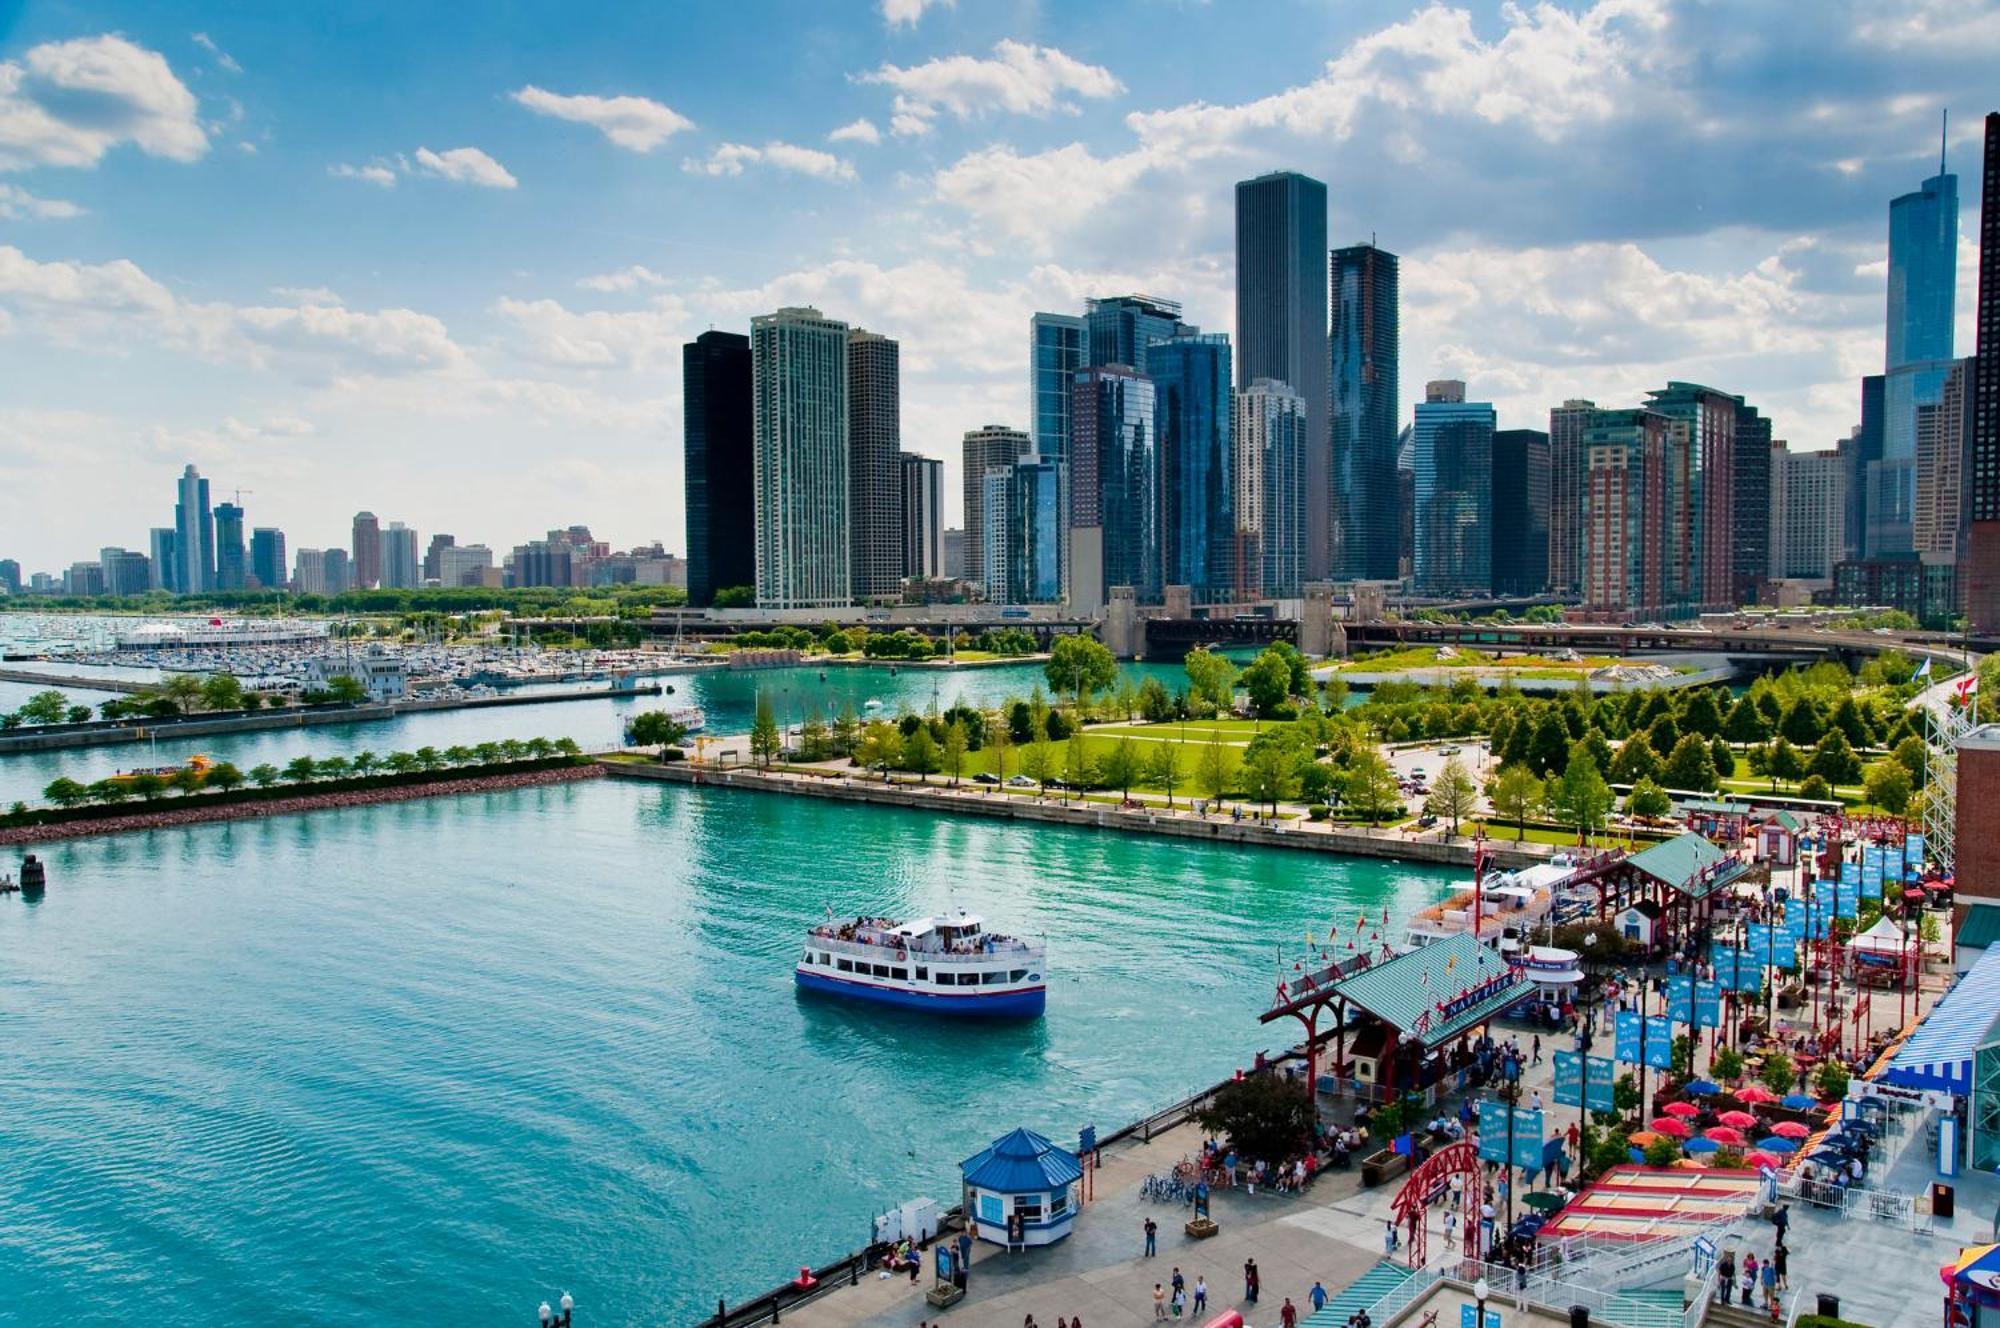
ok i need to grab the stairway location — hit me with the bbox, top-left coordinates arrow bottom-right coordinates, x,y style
1305,1261 -> 1415,1328
1597,1287 -> 1691,1328
1699,1296 -> 1780,1328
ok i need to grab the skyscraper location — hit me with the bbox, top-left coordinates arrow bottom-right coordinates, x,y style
1083,294 -> 1190,371
1031,313 -> 1087,463
1411,382 -> 1495,596
1969,112 -> 2000,632
847,329 -> 903,602
1581,407 -> 1668,619
174,464 -> 213,594
1645,382 -> 1738,617
1329,243 -> 1400,581
383,521 -> 420,589
351,512 -> 381,591
1068,364 -> 1158,613
1233,379 -> 1306,601
423,534 -> 456,584
979,467 -> 1012,604
1491,429 -> 1550,597
250,528 -> 287,590
1848,376 -> 1885,560
1876,143 -> 1960,556
1915,359 -> 1975,567
213,502 -> 247,591
683,330 -> 756,606
1234,171 -> 1329,578
960,424 -> 1031,587
1150,333 -> 1235,600
0,560 -> 18,595
898,451 -> 943,582
1547,400 -> 1596,597
1007,457 -> 1065,605
1731,400 -> 1773,606
751,306 -> 851,609
149,527 -> 177,592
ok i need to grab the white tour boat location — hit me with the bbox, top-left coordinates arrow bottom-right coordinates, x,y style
796,912 -> 1046,1017
1401,852 -> 1587,957
621,706 -> 706,743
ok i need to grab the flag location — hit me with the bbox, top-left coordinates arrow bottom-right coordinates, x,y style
1420,969 -> 1430,986
1914,657 -> 1932,680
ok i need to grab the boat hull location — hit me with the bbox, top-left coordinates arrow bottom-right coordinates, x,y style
794,969 -> 1046,1018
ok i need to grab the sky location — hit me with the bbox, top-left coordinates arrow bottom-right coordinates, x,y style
0,0 -> 1995,574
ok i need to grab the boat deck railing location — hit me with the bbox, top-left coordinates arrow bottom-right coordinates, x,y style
805,933 -> 1044,964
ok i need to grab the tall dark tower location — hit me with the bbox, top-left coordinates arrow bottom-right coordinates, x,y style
1330,243 -> 1401,582
683,330 -> 756,606
1969,112 -> 2000,632
1234,172 -> 1329,581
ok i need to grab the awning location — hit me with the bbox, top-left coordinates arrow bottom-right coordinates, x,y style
1328,932 -> 1532,1048
1882,944 -> 2000,1096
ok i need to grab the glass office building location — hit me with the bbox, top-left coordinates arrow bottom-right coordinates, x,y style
1031,313 -> 1086,464
1067,365 -> 1158,610
1008,458 -> 1065,605
1411,384 -> 1495,596
1151,333 -> 1236,601
1084,295 -> 1190,373
1330,243 -> 1401,582
1880,161 -> 1959,554
1234,379 -> 1306,600
751,306 -> 852,609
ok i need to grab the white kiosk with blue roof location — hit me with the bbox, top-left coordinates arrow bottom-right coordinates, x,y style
960,1127 -> 1083,1247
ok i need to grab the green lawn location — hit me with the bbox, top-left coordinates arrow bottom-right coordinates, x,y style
958,732 -> 1246,792
1089,719 -> 1264,742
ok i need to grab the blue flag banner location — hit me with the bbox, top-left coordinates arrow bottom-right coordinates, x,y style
1746,922 -> 1773,959
1615,1010 -> 1643,1065
1512,1107 -> 1545,1170
1553,1050 -> 1584,1108
1644,1016 -> 1674,1069
1478,1100 -> 1510,1164
1694,980 -> 1723,1029
1908,834 -> 1925,860
1837,881 -> 1859,919
1665,975 -> 1694,1025
1841,862 -> 1861,885
1585,1055 -> 1617,1112
1713,948 -> 1761,992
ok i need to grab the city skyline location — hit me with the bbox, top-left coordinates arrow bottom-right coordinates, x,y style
0,2 -> 1994,570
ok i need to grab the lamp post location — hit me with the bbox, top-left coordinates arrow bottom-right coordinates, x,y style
537,1291 -> 574,1327
1474,1275 -> 1491,1328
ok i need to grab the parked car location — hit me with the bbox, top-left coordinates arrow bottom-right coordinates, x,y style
973,772 -> 1000,785
1005,774 -> 1036,788
1418,814 -> 1439,828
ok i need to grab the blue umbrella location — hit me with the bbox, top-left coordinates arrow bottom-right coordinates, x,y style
1684,1137 -> 1722,1154
1755,1136 -> 1799,1154
1781,1093 -> 1817,1110
1685,1079 -> 1721,1096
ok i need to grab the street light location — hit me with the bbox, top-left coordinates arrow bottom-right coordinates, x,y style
1474,1276 -> 1491,1328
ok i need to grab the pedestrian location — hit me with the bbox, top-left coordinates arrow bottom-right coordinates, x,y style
1172,1286 -> 1186,1319
1772,1203 -> 1789,1244
1740,1254 -> 1757,1307
1449,1172 -> 1464,1210
1773,1242 -> 1789,1291
1311,1281 -> 1328,1313
1532,1034 -> 1542,1065
1194,1277 -> 1208,1314
1717,1249 -> 1735,1306
1153,1283 -> 1168,1321
1245,1258 -> 1260,1304
1444,1209 -> 1457,1250
1144,1217 -> 1157,1258
1760,1254 -> 1777,1309
1026,1317 -> 1038,1328
1281,1297 -> 1299,1328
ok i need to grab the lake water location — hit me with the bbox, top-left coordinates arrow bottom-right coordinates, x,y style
0,777 -> 1457,1325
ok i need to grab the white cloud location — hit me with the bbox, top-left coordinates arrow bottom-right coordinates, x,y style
0,182 -> 83,220
862,40 -> 1123,136
494,294 -> 691,371
1855,0 -> 2000,50
935,142 -> 1153,250
577,265 -> 670,293
829,118 -> 882,145
881,0 -> 951,28
683,141 -> 855,181
191,32 -> 241,74
413,145 -> 518,188
0,34 -> 208,171
330,161 -> 397,187
509,85 -> 694,152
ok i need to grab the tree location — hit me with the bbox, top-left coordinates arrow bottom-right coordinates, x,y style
1551,751 -> 1613,844
1138,675 -> 1175,723
942,719 -> 970,786
630,710 -> 690,757
1195,732 -> 1234,811
1529,708 -> 1572,777
1798,774 -> 1832,801
1766,736 -> 1804,789
316,756 -> 351,781
1184,648 -> 1238,717
1626,777 -> 1673,821
87,779 -> 129,805
1046,634 -> 1117,704
1608,733 -> 1661,786
385,751 -> 419,775
284,756 -> 319,783
1814,1058 -> 1849,1101
1425,754 -> 1478,836
1193,1073 -> 1314,1165
1240,647 -> 1295,716
1759,1051 -> 1796,1096
1490,765 -> 1543,840
200,673 -> 244,712
1829,694 -> 1873,748
1708,734 -> 1736,783
1780,696 -> 1822,746
857,721 -> 903,779
1240,742 -> 1298,817
249,763 -> 281,788
904,725 -> 941,782
169,767 -> 205,797
17,690 -> 67,725
324,675 -> 368,705
65,705 -> 93,724
1145,742 -> 1183,807
415,746 -> 443,771
42,777 -> 88,808
1809,731 -> 1861,786
987,722 -> 1013,785
444,745 -> 474,767
1021,729 -> 1057,792
1679,688 -> 1725,738
1660,734 -> 1720,792
832,702 -> 861,756
1723,695 -> 1769,744
206,762 -> 245,793
1344,745 -> 1402,823
749,692 -> 782,769
128,773 -> 167,802
1863,760 -> 1913,815
1643,713 -> 1680,758
1061,730 -> 1096,796
1893,734 -> 1930,786
1101,737 -> 1143,800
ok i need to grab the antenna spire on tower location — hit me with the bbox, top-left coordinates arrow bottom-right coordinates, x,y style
1941,108 -> 1949,176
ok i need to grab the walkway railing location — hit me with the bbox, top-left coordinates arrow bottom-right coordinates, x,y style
1357,1267 -> 1438,1326
1775,1172 -> 1932,1233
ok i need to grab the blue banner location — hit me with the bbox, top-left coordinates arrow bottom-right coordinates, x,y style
1841,861 -> 1861,885
1477,1100 -> 1510,1164
1644,1015 -> 1674,1069
1694,980 -> 1723,1029
1665,975 -> 1693,1025
1585,1055 -> 1617,1112
1837,881 -> 1859,919
1512,1107 -> 1545,1170
1553,1050 -> 1583,1108
1713,948 -> 1761,992
1615,1010 -> 1643,1065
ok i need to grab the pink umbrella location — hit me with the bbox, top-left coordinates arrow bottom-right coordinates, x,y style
1770,1121 -> 1811,1139
1743,1150 -> 1781,1169
1704,1126 -> 1748,1146
1661,1102 -> 1700,1118
1736,1086 -> 1779,1104
1717,1110 -> 1759,1128
1650,1117 -> 1691,1138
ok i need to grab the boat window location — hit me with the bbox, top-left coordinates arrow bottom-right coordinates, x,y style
936,973 -> 955,985
836,959 -> 854,973
1009,969 -> 1027,982
914,967 -> 927,980
871,964 -> 892,978
981,971 -> 1005,985
890,968 -> 908,980
958,973 -> 980,986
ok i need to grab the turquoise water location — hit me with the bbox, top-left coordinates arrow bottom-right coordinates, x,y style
0,778 -> 1458,1326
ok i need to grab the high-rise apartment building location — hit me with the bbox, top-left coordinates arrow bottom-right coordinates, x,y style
1780,449 -> 1847,582
1030,313 -> 1087,463
1547,400 -> 1595,596
382,522 -> 420,589
1878,147 -> 1960,555
1234,172 -> 1329,578
1233,379 -> 1307,601
437,543 -> 496,588
942,529 -> 965,582
351,511 -> 381,591
1083,294 -> 1190,372
1728,401 -> 1772,605
1068,365 -> 1158,613
1580,407 -> 1667,619
1767,439 -> 1790,585
684,330 -> 756,606
1968,112 -> 2000,632
960,425 -> 1031,587
752,306 -> 851,609
213,502 -> 247,591
979,467 -> 1011,605
250,528 -> 287,590
423,534 -> 455,584
1847,378 -> 1885,560
98,547 -> 151,597
174,465 -> 214,594
1329,243 -> 1400,581
294,548 -> 351,596
846,329 -> 903,602
1915,359 -> 1974,566
0,559 -> 19,595
1151,333 -> 1235,601
898,451 -> 943,582
1411,381 -> 1495,596
1646,382 -> 1738,617
1491,429 -> 1550,597
149,528 -> 176,592
1006,458 -> 1065,605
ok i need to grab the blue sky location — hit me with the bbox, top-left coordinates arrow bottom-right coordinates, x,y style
0,0 -> 1994,572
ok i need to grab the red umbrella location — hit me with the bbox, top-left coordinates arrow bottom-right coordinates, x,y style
1717,1110 -> 1759,1128
1736,1086 -> 1779,1103
1704,1126 -> 1748,1146
1650,1117 -> 1691,1138
1661,1102 -> 1700,1118
1770,1121 -> 1811,1139
1743,1150 -> 1781,1169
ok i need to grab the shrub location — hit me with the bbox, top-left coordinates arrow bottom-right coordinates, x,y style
1307,804 -> 1330,822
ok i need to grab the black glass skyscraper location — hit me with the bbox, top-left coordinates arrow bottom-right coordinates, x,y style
1234,172 -> 1329,580
1491,429 -> 1550,596
1968,112 -> 2000,631
683,330 -> 755,605
1329,243 -> 1400,581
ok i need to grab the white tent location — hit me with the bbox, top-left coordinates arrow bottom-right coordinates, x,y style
1850,915 -> 1911,956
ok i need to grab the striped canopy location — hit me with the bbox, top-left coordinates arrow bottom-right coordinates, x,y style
1884,944 -> 2000,1096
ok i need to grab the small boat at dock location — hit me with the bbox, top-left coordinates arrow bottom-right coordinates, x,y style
796,912 -> 1046,1017
1400,852 -> 1589,958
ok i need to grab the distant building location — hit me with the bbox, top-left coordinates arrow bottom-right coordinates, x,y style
1766,440 -> 1790,584
1236,172 -> 1330,579
213,502 -> 247,591
1834,552 -> 1957,627
1879,150 -> 1960,555
1007,457 -> 1065,605
1329,242 -> 1400,581
423,534 -> 455,584
149,528 -> 176,592
1580,407 -> 1668,620
1411,381 -> 1495,596
1731,400 -> 1772,605
941,528 -> 966,582
898,451 -> 943,582
250,528 -> 287,590
437,543 -> 496,588
752,306 -> 851,609
98,547 -> 151,597
847,328 -> 903,603
979,467 -> 1010,605
293,548 -> 351,596
1030,312 -> 1087,463
0,559 -> 19,594
1968,113 -> 2000,632
1083,294 -> 1191,373
175,465 -> 214,594
351,511 -> 381,591
382,521 -> 420,589
508,538 -> 574,588
1233,378 -> 1306,601
1068,364 -> 1158,613
1915,358 -> 1975,579
1645,382 -> 1738,617
1846,378 -> 1884,561
1547,400 -> 1595,597
960,424 -> 1031,588
1491,429 -> 1550,597
1151,333 -> 1235,601
684,330 -> 756,606
66,561 -> 106,596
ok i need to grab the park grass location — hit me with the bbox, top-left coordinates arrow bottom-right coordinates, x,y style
1332,647 -> 1630,675
960,732 -> 1246,793
1088,719 -> 1264,742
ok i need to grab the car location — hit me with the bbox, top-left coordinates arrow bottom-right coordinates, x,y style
1411,767 -> 1427,778
973,772 -> 1000,785
1418,814 -> 1439,828
1005,774 -> 1036,788
1440,746 -> 1461,755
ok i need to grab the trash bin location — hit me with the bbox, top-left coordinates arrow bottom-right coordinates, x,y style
1934,1182 -> 1956,1219
1569,1307 -> 1590,1328
1817,1294 -> 1840,1319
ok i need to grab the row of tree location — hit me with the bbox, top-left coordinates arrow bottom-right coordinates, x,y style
2,673 -> 371,732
